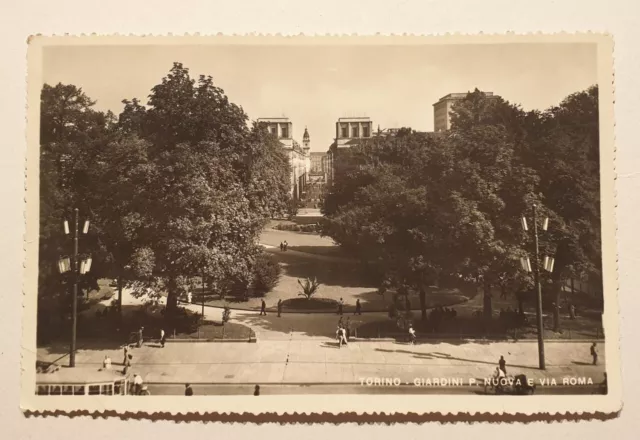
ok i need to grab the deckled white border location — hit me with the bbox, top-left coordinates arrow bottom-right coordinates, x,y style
20,33 -> 620,416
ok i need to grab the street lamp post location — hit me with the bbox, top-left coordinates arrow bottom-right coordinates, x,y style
520,204 -> 554,370
531,204 -> 546,370
71,208 -> 79,368
59,208 -> 91,368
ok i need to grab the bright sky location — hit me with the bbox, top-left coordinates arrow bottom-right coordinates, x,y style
43,43 -> 597,152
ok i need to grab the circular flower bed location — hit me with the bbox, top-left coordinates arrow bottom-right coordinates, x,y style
281,297 -> 339,311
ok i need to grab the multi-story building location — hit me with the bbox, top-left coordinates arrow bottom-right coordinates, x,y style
432,91 -> 498,132
310,151 -> 326,175
326,117 -> 374,186
257,117 -> 311,200
304,151 -> 328,208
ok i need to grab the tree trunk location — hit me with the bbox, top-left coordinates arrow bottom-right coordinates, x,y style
483,280 -> 492,319
419,288 -> 427,321
517,293 -> 524,316
164,277 -> 179,322
570,278 -> 575,295
117,274 -> 123,331
552,278 -> 561,332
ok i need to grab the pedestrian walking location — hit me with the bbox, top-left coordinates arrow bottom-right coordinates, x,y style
260,299 -> 267,316
277,299 -> 282,317
569,304 -> 576,320
599,372 -> 608,395
137,326 -> 144,348
160,328 -> 166,348
122,344 -> 129,365
345,317 -> 351,341
338,298 -> 344,315
338,326 -> 348,348
254,385 -> 261,396
591,342 -> 598,365
498,355 -> 507,375
283,240 -> 288,251
279,242 -> 284,251
355,299 -> 362,315
122,354 -> 132,375
185,383 -> 194,396
408,325 -> 416,345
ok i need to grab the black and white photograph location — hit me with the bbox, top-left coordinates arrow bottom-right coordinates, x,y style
21,35 -> 619,415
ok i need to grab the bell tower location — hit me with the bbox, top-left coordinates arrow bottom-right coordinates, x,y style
303,126 -> 310,151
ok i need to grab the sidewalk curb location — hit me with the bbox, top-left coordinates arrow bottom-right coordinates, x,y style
165,338 -> 257,343
179,300 -> 471,314
351,337 -> 606,343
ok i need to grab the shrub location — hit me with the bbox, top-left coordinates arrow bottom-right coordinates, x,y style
299,224 -> 318,233
253,253 -> 281,295
274,223 -> 319,233
281,297 -> 338,311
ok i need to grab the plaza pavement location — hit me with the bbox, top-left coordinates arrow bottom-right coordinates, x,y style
37,338 -> 606,388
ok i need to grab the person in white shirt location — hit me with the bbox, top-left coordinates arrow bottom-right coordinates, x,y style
102,355 -> 112,370
160,328 -> 166,348
338,327 -> 348,348
408,325 -> 416,345
133,374 -> 144,395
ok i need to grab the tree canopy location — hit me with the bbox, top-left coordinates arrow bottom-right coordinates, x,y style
322,86 -> 601,327
38,63 -> 292,328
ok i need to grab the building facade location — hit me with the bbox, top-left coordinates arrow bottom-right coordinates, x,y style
304,151 -> 328,208
310,151 -> 326,174
257,117 -> 311,200
432,92 -> 497,132
326,117 -> 374,187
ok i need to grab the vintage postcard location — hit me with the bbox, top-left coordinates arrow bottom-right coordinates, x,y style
22,34 -> 620,420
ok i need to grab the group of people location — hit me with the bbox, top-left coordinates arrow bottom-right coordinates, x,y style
336,298 -> 364,315
259,299 -> 285,317
279,241 -> 289,251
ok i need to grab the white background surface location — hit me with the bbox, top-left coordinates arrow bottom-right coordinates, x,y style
1,0 -> 639,436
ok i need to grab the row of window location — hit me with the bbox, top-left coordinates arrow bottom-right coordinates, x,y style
340,124 -> 370,139
269,125 -> 289,138
36,382 -> 128,396
270,123 -> 372,140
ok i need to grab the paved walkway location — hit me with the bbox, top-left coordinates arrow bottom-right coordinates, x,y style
37,339 -> 606,386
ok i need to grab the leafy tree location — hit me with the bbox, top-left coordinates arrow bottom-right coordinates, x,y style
114,63 -> 291,321
91,134 -> 155,323
452,86 -> 601,331
524,86 -> 601,331
323,85 -> 601,326
38,83 -> 115,340
38,63 -> 292,336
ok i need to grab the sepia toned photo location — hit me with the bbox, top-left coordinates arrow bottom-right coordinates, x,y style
21,34 -> 620,417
